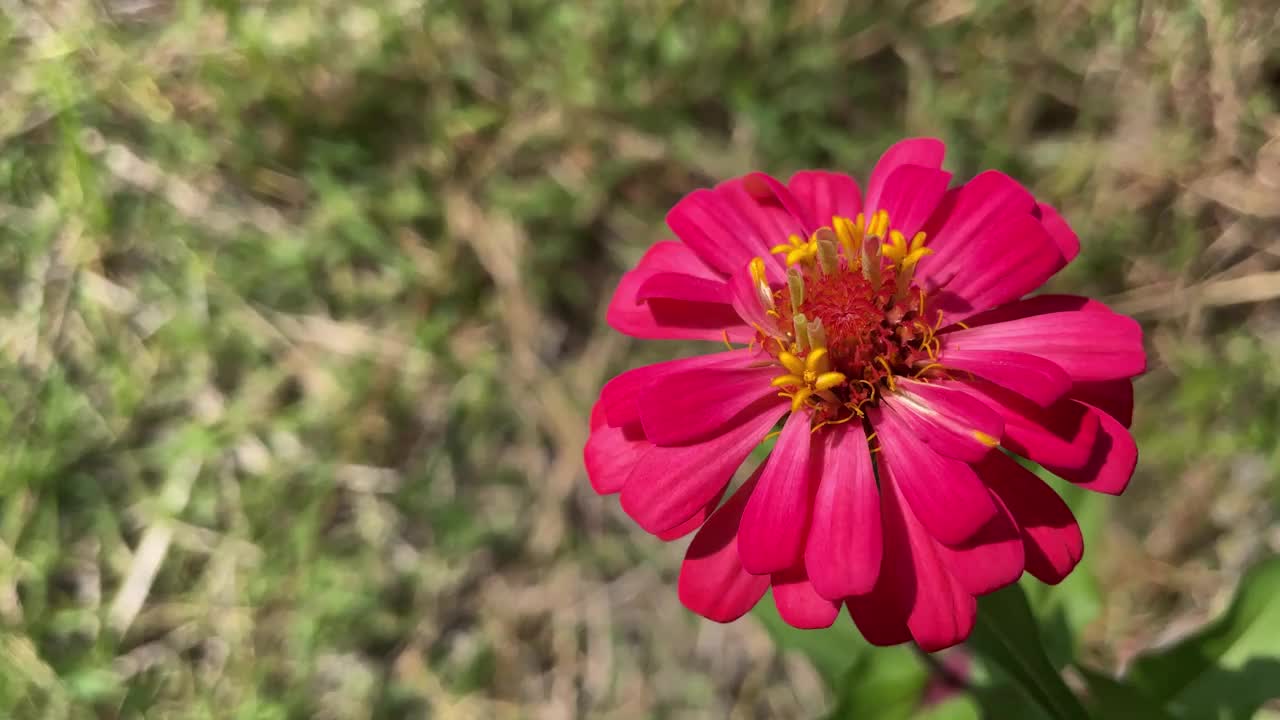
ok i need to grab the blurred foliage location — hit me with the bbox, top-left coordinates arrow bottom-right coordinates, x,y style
1124,556 -> 1280,719
1,0 -> 1280,717
968,586 -> 1091,720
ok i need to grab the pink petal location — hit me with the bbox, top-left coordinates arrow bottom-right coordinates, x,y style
787,170 -> 863,227
959,383 -> 1136,495
608,277 -> 751,343
743,172 -> 816,233
620,396 -> 788,535
1035,203 -> 1080,266
1046,400 -> 1137,495
639,356 -> 781,446
771,566 -> 841,629
871,165 -> 953,238
607,241 -> 753,342
589,400 -> 607,429
600,349 -> 753,428
728,258 -> 784,336
844,593 -> 912,647
940,310 -> 1145,382
848,462 -> 977,652
619,297 -> 756,343
920,170 -> 1036,260
804,423 -> 881,599
657,485 -> 727,541
935,490 -> 1025,596
714,176 -> 807,268
977,452 -> 1083,584
864,138 -> 947,214
623,239 -> 724,279
635,272 -> 732,304
679,467 -> 771,622
666,189 -> 770,278
843,461 -> 911,647
739,411 -> 816,575
959,293 -> 1111,328
585,413 -> 650,495
937,348 -> 1072,407
881,378 -> 1004,463
960,382 -> 1101,471
923,214 -> 1065,322
1072,379 -> 1134,428
870,407 -> 998,545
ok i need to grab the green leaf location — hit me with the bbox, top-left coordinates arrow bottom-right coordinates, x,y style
1020,482 -> 1106,668
752,602 -> 867,686
970,682 -> 1051,720
1076,667 -> 1175,720
1125,555 -> 1280,719
968,584 -> 1092,720
826,645 -> 928,720
916,696 -> 982,720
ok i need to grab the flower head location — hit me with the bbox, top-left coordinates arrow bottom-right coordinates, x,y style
587,138 -> 1144,651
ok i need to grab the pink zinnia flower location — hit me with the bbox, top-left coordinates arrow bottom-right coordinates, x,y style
586,138 -> 1144,651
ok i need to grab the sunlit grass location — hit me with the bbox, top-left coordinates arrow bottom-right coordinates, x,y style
1,0 -> 1278,716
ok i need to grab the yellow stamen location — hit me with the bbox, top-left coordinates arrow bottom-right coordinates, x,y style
786,268 -> 805,307
894,264 -> 915,302
882,229 -> 908,264
778,351 -> 805,376
770,234 -> 806,253
749,256 -> 775,311
814,371 -> 847,391
901,247 -> 932,270
812,409 -> 859,433
973,430 -> 1000,448
793,314 -> 810,352
913,362 -> 945,378
861,234 -> 881,287
875,356 -> 897,391
749,256 -> 768,286
846,397 -> 870,416
814,228 -> 839,274
909,231 -> 928,253
721,329 -> 733,351
771,374 -> 805,388
867,209 -> 890,239
832,215 -> 863,263
805,348 -> 830,374
892,247 -> 933,303
789,387 -> 814,413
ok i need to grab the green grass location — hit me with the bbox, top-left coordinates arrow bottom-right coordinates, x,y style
2,0 -> 1279,717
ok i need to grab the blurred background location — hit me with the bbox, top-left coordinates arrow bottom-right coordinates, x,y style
2,1 -> 1280,717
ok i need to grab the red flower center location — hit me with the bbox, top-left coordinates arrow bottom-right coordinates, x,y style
751,210 -> 944,423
